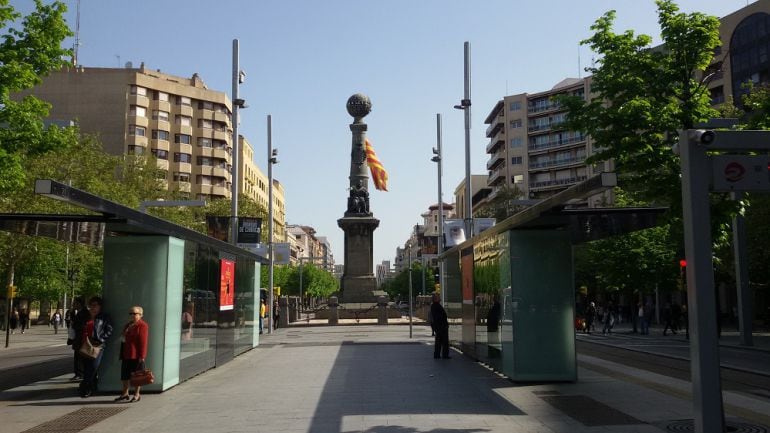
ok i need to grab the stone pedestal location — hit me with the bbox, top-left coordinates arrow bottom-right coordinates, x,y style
338,216 -> 380,303
279,297 -> 289,328
377,296 -> 388,325
328,296 -> 339,325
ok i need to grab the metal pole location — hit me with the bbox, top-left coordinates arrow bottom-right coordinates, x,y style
732,192 -> 753,346
299,258 -> 303,302
267,115 -> 274,334
462,41 -> 473,238
436,113 -> 445,305
230,39 -> 240,246
421,257 -> 426,296
680,130 -> 725,433
5,262 -> 14,348
655,284 -> 660,325
408,247 -> 413,339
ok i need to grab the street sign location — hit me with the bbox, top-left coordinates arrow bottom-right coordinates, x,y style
273,243 -> 290,265
237,217 -> 262,244
6,285 -> 17,298
711,155 -> 770,192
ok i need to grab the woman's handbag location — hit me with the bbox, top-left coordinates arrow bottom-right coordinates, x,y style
130,362 -> 154,387
78,337 -> 102,359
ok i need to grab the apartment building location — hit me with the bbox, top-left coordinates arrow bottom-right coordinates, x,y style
286,225 -> 335,271
17,64 -> 234,200
453,175 -> 492,219
484,77 -> 607,204
707,0 -> 770,106
239,136 -> 286,243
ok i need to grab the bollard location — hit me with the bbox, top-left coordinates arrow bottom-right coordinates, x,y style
377,296 -> 388,325
279,297 -> 289,328
329,296 -> 339,325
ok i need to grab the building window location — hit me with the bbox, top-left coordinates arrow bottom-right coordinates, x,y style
152,110 -> 169,122
198,101 -> 214,110
173,172 -> 191,182
151,149 -> 169,160
510,119 -> 522,128
177,96 -> 192,106
152,129 -> 169,141
127,145 -> 144,155
175,115 -> 192,127
154,91 -> 169,102
175,134 -> 192,145
510,137 -> 523,148
198,137 -> 212,147
129,105 -> 146,117
513,174 -> 524,184
174,152 -> 192,163
512,156 -> 523,165
128,125 -> 145,136
130,85 -> 146,96
509,101 -> 521,111
199,119 -> 213,129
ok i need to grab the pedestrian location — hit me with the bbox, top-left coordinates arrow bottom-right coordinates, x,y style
53,310 -> 62,334
69,299 -> 87,380
79,296 -> 113,398
585,302 -> 596,334
662,302 -> 677,336
487,297 -> 501,333
671,303 -> 682,333
116,306 -> 148,403
602,302 -> 615,335
273,300 -> 280,330
9,308 -> 18,334
682,304 -> 689,340
18,308 -> 28,334
259,299 -> 266,335
181,304 -> 193,341
637,303 -> 646,335
428,305 -> 434,336
430,293 -> 450,359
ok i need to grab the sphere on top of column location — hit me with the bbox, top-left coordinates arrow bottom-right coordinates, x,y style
346,93 -> 372,120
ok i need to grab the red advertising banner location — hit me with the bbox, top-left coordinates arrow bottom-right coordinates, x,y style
461,248 -> 474,302
220,259 -> 235,311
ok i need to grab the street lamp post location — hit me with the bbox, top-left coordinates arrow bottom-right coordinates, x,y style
454,41 -> 473,238
267,115 -> 278,334
432,113 -> 445,305
407,243 -> 413,339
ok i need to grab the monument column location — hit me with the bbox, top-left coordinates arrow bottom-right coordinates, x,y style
338,94 -> 380,304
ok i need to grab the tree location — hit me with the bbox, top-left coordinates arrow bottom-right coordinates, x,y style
151,194 -> 267,236
473,185 -> 524,221
560,1 -> 721,213
0,0 -> 73,192
381,262 -> 433,300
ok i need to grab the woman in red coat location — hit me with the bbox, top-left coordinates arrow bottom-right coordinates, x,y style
115,306 -> 148,403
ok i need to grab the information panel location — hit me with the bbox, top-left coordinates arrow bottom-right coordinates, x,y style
711,155 -> 770,192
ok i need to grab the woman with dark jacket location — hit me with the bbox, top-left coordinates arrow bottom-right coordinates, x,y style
115,306 -> 149,403
80,296 -> 113,398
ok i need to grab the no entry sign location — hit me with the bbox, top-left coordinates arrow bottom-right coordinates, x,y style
711,155 -> 770,192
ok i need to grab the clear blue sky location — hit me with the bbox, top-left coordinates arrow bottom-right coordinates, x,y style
14,0 -> 751,266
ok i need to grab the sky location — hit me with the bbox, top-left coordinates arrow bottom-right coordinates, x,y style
13,0 -> 752,266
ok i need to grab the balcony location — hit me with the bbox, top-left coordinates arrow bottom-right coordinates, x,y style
486,137 -> 504,153
176,143 -> 193,155
153,100 -> 171,113
179,105 -> 193,117
528,135 -> 586,154
126,135 -> 148,147
529,175 -> 587,191
488,168 -> 505,186
155,159 -> 169,171
485,120 -> 504,138
173,181 -> 192,193
527,121 -> 565,134
194,165 -> 231,180
128,115 -> 149,128
171,162 -> 192,173
213,111 -> 231,125
527,101 -> 561,114
486,151 -> 505,170
128,94 -> 149,108
151,139 -> 170,151
528,155 -> 586,171
195,184 -> 229,198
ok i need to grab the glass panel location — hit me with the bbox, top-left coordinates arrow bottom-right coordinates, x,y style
179,242 -> 218,382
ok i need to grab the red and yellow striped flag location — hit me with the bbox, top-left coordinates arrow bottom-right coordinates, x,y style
365,138 -> 388,191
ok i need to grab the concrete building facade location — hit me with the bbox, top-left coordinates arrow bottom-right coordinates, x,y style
239,136 -> 286,243
453,175 -> 492,220
19,65 -> 236,200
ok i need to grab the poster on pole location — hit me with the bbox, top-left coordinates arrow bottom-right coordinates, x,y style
236,217 -> 262,245
473,218 -> 496,236
206,216 -> 230,242
219,259 -> 235,311
274,243 -> 290,265
444,219 -> 466,248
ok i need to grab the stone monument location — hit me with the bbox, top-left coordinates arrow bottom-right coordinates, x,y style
338,94 -> 380,303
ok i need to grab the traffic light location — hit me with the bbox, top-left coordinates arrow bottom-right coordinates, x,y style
679,259 -> 687,268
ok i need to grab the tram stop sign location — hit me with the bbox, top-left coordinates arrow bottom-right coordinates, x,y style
711,155 -> 770,192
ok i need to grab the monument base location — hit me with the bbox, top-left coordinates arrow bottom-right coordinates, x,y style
338,216 -> 380,304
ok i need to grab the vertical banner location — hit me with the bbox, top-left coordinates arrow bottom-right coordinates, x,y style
273,243 -> 291,265
444,219 -> 466,247
473,218 -> 496,236
461,247 -> 474,302
219,259 -> 235,311
236,217 -> 262,246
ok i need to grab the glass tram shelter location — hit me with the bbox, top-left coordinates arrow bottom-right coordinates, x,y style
440,173 -> 665,382
0,179 -> 266,392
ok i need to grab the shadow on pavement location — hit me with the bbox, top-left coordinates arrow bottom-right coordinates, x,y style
352,428 -> 490,433
308,341 -> 523,433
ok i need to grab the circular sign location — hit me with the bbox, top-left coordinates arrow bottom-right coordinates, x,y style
724,161 -> 746,183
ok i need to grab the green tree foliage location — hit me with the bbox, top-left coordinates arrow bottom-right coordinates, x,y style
151,194 -> 267,235
381,262 -> 434,300
473,185 -> 524,221
259,263 -> 338,298
0,0 -> 73,192
560,0 -> 720,212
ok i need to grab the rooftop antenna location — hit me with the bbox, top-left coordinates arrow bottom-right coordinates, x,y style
72,0 -> 81,66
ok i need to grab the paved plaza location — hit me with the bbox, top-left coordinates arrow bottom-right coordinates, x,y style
0,324 -> 769,433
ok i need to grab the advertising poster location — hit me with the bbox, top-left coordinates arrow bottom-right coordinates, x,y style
219,259 -> 235,311
237,217 -> 262,245
461,248 -> 474,302
473,218 -> 496,236
206,216 -> 230,242
273,243 -> 291,265
444,219 -> 466,248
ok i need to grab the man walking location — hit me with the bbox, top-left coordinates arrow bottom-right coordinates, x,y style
430,293 -> 450,359
662,302 -> 677,336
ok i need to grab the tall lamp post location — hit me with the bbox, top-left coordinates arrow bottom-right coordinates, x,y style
230,39 -> 247,246
407,240 -> 413,339
267,115 -> 278,334
454,41 -> 473,238
432,113 -> 445,304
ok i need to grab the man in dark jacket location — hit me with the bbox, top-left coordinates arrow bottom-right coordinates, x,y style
430,293 -> 450,359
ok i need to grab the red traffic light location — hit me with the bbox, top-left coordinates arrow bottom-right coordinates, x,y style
679,259 -> 687,268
